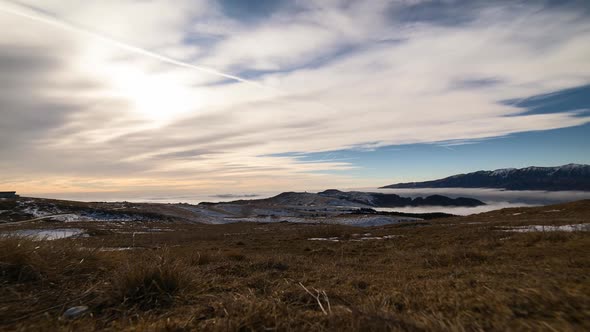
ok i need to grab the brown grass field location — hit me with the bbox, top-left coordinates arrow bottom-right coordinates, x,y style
1,200 -> 589,331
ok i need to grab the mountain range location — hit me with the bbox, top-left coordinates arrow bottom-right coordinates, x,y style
381,164 -> 590,191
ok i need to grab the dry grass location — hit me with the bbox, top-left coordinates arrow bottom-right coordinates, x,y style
0,236 -> 103,284
103,251 -> 191,310
1,200 -> 589,331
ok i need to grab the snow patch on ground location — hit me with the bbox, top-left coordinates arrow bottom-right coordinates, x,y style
308,234 -> 402,242
308,237 -> 340,242
222,216 -> 308,224
98,247 -> 143,251
331,216 -> 419,227
2,228 -> 87,240
351,235 -> 400,241
51,214 -> 83,222
501,224 -> 590,233
21,206 -> 52,217
47,213 -> 145,223
12,201 -> 153,223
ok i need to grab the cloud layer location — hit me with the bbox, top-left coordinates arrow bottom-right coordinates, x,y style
0,0 -> 589,194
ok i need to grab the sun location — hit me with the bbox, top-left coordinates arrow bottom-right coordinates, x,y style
105,65 -> 198,123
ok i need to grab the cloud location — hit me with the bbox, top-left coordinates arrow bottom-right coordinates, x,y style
450,77 -> 504,90
0,0 -> 589,194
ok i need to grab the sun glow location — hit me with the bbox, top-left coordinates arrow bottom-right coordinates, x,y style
78,41 -> 201,125
106,65 -> 198,123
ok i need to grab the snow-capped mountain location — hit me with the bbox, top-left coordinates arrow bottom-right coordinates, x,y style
381,164 -> 590,191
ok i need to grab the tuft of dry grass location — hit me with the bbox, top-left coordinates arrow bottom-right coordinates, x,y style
0,236 -> 102,284
0,236 -> 46,283
225,250 -> 247,262
104,251 -> 191,310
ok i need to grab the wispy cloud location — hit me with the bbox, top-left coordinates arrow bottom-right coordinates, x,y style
0,0 -> 589,194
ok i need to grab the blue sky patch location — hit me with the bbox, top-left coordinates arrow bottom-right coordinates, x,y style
503,84 -> 590,116
218,0 -> 287,22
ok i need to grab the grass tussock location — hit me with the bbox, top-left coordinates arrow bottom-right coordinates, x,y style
0,237 -> 46,283
105,251 -> 191,310
0,236 -> 102,284
186,251 -> 215,266
422,248 -> 490,268
225,250 -> 247,261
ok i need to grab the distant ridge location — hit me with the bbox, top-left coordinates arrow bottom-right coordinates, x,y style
380,164 -> 590,191
221,190 -> 485,208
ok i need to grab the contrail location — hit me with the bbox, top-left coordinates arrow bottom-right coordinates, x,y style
0,0 -> 342,120
0,0 -> 263,87
439,145 -> 457,152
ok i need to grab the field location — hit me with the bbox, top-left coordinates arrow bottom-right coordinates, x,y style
1,200 -> 589,331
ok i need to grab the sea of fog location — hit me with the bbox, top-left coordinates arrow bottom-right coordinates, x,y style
31,191 -> 281,205
351,187 -> 590,215
33,188 -> 590,216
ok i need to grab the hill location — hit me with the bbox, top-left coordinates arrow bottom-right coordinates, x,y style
1,200 -> 589,330
381,163 -> 590,191
316,189 -> 484,207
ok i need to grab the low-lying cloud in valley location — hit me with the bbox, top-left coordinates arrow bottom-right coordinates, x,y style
368,187 -> 590,215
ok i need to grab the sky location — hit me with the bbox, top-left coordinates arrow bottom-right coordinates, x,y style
0,0 -> 589,198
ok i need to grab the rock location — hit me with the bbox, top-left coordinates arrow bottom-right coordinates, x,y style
63,306 -> 89,319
